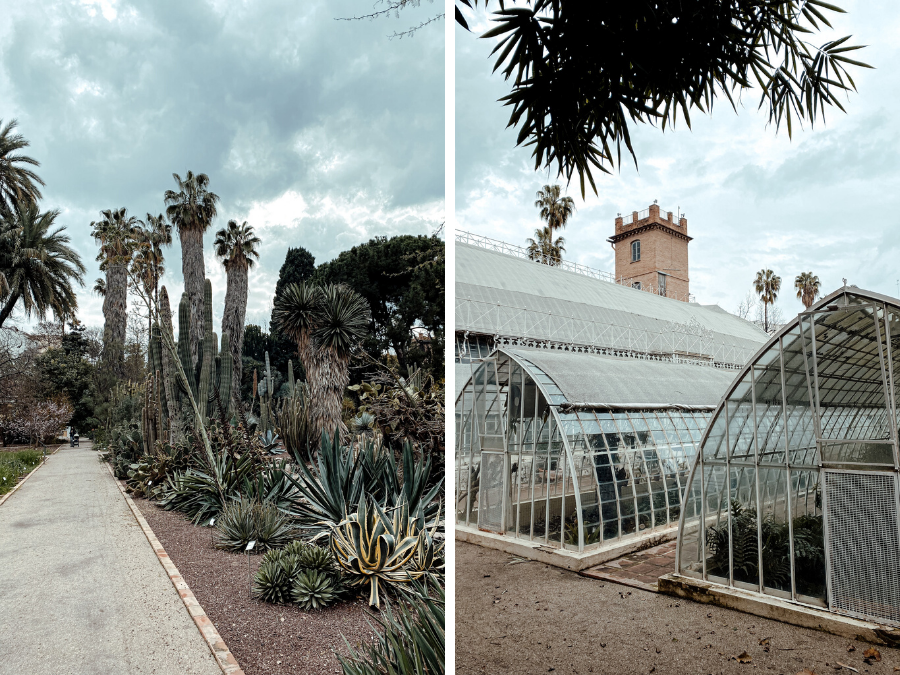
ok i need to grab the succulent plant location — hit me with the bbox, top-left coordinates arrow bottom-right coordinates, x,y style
253,559 -> 294,604
213,497 -> 296,553
298,544 -> 334,573
291,569 -> 338,610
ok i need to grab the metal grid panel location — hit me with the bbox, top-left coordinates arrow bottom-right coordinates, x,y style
825,471 -> 900,625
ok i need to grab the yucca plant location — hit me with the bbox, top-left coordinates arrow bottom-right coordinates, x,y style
338,575 -> 445,675
330,496 -> 443,607
291,569 -> 339,610
214,497 -> 296,553
285,433 -> 442,541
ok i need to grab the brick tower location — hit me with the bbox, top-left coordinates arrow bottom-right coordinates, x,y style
607,203 -> 691,302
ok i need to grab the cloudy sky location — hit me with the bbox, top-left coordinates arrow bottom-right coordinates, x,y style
456,0 -> 899,320
0,0 -> 444,332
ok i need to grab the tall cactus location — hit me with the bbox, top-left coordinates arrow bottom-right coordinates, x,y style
287,359 -> 295,396
158,287 -> 179,429
178,293 -> 197,401
217,330 -> 233,418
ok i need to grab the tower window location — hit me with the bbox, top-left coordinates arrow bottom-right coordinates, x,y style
631,240 -> 641,262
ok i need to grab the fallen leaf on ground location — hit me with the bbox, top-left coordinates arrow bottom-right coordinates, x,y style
863,647 -> 881,663
835,662 -> 858,673
846,645 -> 855,653
733,652 -> 752,664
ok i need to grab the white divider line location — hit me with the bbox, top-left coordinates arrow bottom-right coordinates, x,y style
105,462 -> 245,675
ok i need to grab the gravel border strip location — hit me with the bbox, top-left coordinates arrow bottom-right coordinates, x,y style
105,462 -> 246,675
0,443 -> 64,508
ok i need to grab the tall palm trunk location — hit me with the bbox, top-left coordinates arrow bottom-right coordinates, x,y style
221,262 -> 249,411
0,291 -> 20,328
307,347 -> 349,445
180,226 -> 205,368
103,263 -> 128,376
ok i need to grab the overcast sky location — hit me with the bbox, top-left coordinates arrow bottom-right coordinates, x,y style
456,0 -> 899,320
0,0 -> 443,333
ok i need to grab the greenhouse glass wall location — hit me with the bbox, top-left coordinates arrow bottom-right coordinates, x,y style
676,288 -> 900,625
455,347 -> 742,552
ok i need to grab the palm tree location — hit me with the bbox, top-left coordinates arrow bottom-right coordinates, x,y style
91,208 -> 138,376
214,220 -> 260,409
0,203 -> 85,328
526,226 -> 566,265
0,119 -> 44,217
535,184 -> 575,239
273,281 -> 370,445
794,272 -> 821,309
754,269 -> 782,334
131,213 -> 172,309
164,171 -> 219,368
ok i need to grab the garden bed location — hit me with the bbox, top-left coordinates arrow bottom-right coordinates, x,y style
0,448 -> 44,496
134,498 -> 378,675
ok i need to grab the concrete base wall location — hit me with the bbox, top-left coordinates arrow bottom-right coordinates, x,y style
658,573 -> 900,648
455,523 -> 676,572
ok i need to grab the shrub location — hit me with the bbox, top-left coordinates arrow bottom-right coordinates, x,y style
291,569 -> 339,610
0,450 -> 43,495
338,575 -> 445,675
214,497 -> 296,553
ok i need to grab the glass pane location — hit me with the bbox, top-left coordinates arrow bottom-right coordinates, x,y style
703,464 -> 730,580
791,469 -> 825,601
759,468 -> 791,594
728,465 -> 760,586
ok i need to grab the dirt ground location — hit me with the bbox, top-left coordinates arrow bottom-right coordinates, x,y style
456,542 -> 900,675
136,499 -> 377,675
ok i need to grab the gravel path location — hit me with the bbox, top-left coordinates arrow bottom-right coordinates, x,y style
456,541 -> 900,675
135,497 -> 377,675
0,443 -> 221,675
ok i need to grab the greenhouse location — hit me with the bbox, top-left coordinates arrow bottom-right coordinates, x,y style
675,287 -> 900,626
456,347 -> 742,552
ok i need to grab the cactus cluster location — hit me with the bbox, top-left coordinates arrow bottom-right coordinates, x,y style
277,360 -> 310,456
174,279 -> 233,423
141,370 -> 166,452
259,350 -> 274,433
143,278 -> 234,441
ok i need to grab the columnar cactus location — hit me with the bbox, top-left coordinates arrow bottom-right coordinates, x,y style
178,293 -> 197,401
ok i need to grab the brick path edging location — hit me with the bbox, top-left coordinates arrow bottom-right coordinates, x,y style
105,462 -> 245,675
0,444 -> 64,509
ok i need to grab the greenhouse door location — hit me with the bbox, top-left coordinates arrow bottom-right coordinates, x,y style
478,450 -> 508,533
824,470 -> 900,625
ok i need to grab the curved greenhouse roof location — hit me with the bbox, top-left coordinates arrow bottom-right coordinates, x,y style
675,286 -> 900,626
456,239 -> 768,366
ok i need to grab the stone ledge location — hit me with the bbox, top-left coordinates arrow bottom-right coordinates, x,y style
658,572 -> 900,648
456,524 -> 676,572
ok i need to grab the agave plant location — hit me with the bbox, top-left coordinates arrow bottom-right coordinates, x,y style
337,574 -> 445,675
298,544 -> 335,573
330,496 -> 443,607
213,497 -> 296,553
291,569 -> 339,610
285,433 -> 442,541
258,429 -> 283,455
253,557 -> 299,604
157,450 -> 257,523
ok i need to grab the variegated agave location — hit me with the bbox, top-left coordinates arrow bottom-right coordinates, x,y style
330,496 -> 443,607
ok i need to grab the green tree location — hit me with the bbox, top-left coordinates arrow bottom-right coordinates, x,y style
267,246 -> 317,379
0,203 -> 85,328
534,185 -> 575,241
36,333 -> 96,432
526,225 -> 565,266
215,220 -> 260,408
754,269 -> 782,334
164,171 -> 219,368
314,235 -> 445,379
458,1 -> 871,196
90,208 -> 137,376
0,119 -> 44,218
794,271 -> 821,309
